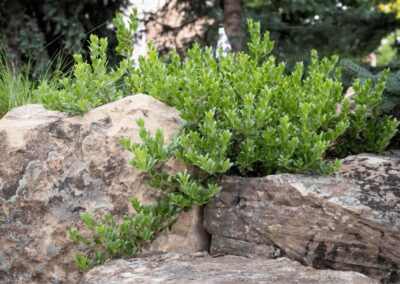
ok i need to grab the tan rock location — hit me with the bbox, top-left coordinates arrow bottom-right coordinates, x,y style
147,206 -> 209,253
80,252 -> 377,284
205,152 -> 400,283
0,95 -> 208,284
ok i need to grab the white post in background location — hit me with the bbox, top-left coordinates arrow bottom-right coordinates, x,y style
216,24 -> 232,59
122,0 -> 166,62
122,1 -> 230,61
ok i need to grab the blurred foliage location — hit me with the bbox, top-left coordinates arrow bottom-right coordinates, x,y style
0,53 -> 34,117
375,29 -> 400,68
243,0 -> 400,68
0,0 -> 127,74
379,0 -> 400,18
0,49 -> 63,118
151,1 -> 400,69
3,0 -> 400,73
376,31 -> 399,67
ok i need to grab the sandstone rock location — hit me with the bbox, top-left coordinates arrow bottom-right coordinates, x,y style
0,95 -> 208,284
205,152 -> 400,283
80,252 -> 377,284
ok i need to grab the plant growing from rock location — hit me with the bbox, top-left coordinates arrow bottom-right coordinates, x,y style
330,70 -> 399,156
341,59 -> 400,115
69,118 -> 220,271
34,10 -> 139,116
69,10 -> 399,272
130,20 -> 398,175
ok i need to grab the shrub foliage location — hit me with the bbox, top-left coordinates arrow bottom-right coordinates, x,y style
64,10 -> 398,271
131,21 -> 398,175
69,119 -> 220,271
33,11 -> 138,116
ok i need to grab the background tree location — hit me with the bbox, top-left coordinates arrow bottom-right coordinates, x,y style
222,0 -> 245,51
0,0 -> 127,73
146,1 -> 400,67
244,1 -> 399,66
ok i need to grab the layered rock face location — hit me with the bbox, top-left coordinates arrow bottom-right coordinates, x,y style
0,95 -> 209,284
81,252 -> 377,284
205,152 -> 400,283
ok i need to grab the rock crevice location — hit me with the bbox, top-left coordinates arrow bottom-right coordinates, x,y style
205,152 -> 400,282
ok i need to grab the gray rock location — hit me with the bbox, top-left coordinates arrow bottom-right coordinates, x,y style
80,252 -> 377,284
0,95 -> 209,284
205,152 -> 400,283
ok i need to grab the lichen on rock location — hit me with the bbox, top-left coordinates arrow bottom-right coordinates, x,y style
0,95 -> 208,283
205,151 -> 400,282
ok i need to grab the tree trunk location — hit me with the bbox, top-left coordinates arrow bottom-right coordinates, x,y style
223,0 -> 245,52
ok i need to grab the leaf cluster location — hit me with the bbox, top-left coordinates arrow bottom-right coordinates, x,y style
331,70 -> 399,155
34,13 -> 138,115
70,119 -> 220,271
341,59 -> 400,114
131,19 -> 398,176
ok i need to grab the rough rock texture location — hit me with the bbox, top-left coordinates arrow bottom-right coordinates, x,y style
81,252 -> 377,284
205,152 -> 400,283
0,95 -> 209,284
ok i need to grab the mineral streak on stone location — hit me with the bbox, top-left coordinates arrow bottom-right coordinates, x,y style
205,151 -> 400,283
0,95 -> 208,284
81,252 -> 377,284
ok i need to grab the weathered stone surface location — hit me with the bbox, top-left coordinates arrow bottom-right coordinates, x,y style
0,95 -> 208,284
205,152 -> 400,283
81,252 -> 377,284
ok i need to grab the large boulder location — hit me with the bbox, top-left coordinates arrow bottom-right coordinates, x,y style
205,152 -> 400,283
81,252 -> 377,284
0,95 -> 209,284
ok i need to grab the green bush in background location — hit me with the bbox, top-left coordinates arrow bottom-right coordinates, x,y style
0,0 -> 127,74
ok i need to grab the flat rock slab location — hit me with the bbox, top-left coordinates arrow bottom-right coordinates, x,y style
205,152 -> 400,283
0,95 -> 208,284
81,253 -> 377,284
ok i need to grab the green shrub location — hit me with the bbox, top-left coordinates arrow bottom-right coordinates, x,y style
130,20 -> 398,175
340,59 -> 400,118
34,10 -> 138,116
69,11 -> 398,272
330,71 -> 399,156
37,34 -> 126,115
